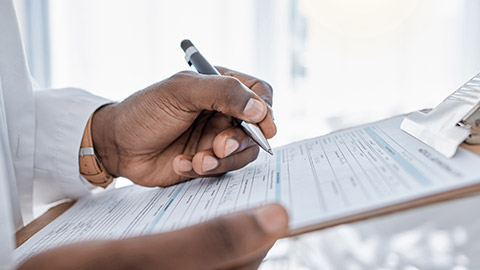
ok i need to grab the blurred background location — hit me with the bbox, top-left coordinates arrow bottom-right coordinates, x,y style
13,0 -> 480,269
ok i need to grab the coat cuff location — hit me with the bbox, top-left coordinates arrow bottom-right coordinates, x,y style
33,88 -> 112,202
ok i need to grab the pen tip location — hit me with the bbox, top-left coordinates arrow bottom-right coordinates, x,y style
267,149 -> 274,155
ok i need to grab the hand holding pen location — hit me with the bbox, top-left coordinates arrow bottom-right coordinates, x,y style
181,39 -> 273,155
91,42 -> 276,185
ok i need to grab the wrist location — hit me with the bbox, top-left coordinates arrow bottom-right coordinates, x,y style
91,103 -> 120,177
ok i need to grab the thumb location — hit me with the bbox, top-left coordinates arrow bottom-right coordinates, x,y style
149,203 -> 289,270
170,71 -> 269,123
188,203 -> 288,269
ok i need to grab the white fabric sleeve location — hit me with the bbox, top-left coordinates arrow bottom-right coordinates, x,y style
33,88 -> 112,203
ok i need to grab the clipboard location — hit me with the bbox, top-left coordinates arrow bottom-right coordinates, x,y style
15,71 -> 480,260
289,167 -> 480,236
15,142 -> 480,245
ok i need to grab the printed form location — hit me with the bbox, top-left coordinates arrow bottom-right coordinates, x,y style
14,116 -> 480,264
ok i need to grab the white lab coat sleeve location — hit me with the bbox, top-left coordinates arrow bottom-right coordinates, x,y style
33,88 -> 112,202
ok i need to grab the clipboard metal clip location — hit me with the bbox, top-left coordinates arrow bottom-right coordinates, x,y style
401,72 -> 480,158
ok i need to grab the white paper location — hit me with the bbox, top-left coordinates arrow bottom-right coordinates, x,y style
14,116 -> 480,264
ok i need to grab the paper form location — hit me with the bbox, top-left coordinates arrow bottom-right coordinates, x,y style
14,116 -> 480,264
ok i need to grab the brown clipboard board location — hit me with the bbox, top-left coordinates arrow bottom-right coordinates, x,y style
15,201 -> 75,248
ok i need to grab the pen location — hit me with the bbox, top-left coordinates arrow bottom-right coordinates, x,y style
180,39 -> 273,155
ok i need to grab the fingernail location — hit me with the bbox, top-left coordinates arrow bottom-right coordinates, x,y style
179,159 -> 192,172
243,98 -> 265,122
254,205 -> 287,234
224,139 -> 239,157
202,156 -> 219,172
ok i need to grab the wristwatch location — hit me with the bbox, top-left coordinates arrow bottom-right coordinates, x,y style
79,114 -> 114,188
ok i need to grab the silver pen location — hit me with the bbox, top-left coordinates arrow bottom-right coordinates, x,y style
180,39 -> 273,155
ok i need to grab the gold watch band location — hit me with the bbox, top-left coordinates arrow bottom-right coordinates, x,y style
79,114 -> 114,188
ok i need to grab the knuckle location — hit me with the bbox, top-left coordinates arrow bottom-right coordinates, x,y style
175,70 -> 197,78
165,71 -> 201,107
240,147 -> 260,170
259,80 -> 273,94
228,145 -> 259,172
241,136 -> 255,149
168,71 -> 198,89
257,81 -> 273,105
223,76 -> 243,91
162,72 -> 185,91
249,146 -> 260,161
212,77 -> 245,112
225,152 -> 237,172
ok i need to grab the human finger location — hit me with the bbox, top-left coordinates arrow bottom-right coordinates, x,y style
172,154 -> 196,177
215,67 -> 277,139
166,71 -> 269,124
215,66 -> 273,106
138,203 -> 288,270
172,145 -> 259,178
191,147 -> 259,176
212,126 -> 256,158
257,109 -> 276,139
195,113 -> 234,152
205,115 -> 275,159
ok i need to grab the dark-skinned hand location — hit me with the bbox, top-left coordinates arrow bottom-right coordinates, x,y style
18,204 -> 289,270
91,67 -> 276,187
